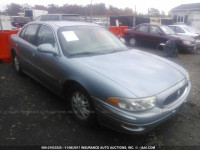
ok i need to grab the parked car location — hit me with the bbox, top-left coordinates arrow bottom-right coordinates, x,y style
10,16 -> 31,29
35,14 -> 81,22
123,23 -> 200,53
168,24 -> 200,37
9,21 -> 191,134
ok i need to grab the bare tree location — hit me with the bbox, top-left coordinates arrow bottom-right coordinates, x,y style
148,8 -> 160,17
5,3 -> 22,16
2,2 -> 134,17
34,5 -> 48,11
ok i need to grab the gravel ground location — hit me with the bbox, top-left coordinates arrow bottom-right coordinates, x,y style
0,46 -> 200,149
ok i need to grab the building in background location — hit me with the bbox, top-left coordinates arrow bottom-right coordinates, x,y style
171,3 -> 200,30
24,9 -> 48,20
109,16 -> 173,28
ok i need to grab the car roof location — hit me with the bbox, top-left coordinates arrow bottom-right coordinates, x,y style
168,24 -> 187,27
10,16 -> 30,18
138,23 -> 164,27
39,14 -> 79,16
31,21 -> 100,29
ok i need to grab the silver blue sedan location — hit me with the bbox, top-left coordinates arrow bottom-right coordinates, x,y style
9,21 -> 191,134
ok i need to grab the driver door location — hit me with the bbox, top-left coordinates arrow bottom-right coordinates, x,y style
34,25 -> 60,91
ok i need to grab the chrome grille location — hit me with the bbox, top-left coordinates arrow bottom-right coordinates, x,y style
163,84 -> 188,107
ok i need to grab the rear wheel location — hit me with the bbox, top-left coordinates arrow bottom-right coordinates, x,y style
129,37 -> 137,46
13,54 -> 23,75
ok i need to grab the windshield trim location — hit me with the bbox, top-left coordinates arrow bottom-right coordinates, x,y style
68,48 -> 129,58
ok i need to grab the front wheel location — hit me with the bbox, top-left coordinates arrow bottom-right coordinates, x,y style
69,86 -> 96,126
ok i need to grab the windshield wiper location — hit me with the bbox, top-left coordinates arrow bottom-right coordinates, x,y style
69,48 -> 128,58
69,52 -> 103,57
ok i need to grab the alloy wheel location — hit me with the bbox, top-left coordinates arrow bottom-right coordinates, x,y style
130,38 -> 136,46
71,91 -> 90,120
14,56 -> 20,72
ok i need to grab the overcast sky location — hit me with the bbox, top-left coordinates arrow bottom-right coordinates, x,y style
0,0 -> 200,14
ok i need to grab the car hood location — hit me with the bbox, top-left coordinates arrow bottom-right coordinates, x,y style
170,34 -> 195,42
71,50 -> 185,97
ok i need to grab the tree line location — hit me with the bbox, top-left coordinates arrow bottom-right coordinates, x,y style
0,3 -> 135,16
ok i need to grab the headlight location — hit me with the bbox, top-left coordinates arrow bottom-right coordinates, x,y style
182,41 -> 192,45
186,73 -> 190,81
107,97 -> 156,111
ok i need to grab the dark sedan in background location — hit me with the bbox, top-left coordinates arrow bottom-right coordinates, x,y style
9,21 -> 191,134
10,16 -> 31,29
123,23 -> 200,53
168,24 -> 200,37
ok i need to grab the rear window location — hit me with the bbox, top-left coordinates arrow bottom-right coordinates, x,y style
41,15 -> 59,21
62,15 -> 80,21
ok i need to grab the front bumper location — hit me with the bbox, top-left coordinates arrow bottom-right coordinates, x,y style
180,43 -> 200,53
93,79 -> 191,134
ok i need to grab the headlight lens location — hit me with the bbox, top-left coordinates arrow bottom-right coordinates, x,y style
182,41 -> 192,45
107,97 -> 156,111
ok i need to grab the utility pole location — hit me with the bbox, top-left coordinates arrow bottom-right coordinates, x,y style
91,0 -> 93,19
135,5 -> 136,14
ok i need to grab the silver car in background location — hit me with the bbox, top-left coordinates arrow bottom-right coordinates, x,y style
169,24 -> 200,37
9,21 -> 191,134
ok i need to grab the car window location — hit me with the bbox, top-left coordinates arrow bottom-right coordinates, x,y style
62,15 -> 80,21
169,26 -> 175,31
23,24 -> 39,45
150,26 -> 160,34
41,15 -> 59,21
20,26 -> 27,39
175,27 -> 185,33
136,25 -> 149,33
36,25 -> 55,47
160,25 -> 175,35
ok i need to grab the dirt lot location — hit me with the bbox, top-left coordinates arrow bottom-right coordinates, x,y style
0,46 -> 200,149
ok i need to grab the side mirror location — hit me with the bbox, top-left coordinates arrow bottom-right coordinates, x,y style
37,44 -> 57,55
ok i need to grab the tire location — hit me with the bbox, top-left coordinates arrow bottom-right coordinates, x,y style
129,37 -> 137,46
13,54 -> 23,75
191,46 -> 199,54
163,40 -> 179,57
69,85 -> 96,127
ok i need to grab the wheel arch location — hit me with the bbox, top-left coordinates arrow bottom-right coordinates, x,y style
11,48 -> 17,59
62,79 -> 90,99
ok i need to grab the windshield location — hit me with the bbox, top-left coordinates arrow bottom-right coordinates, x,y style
183,26 -> 200,34
160,25 -> 175,35
58,26 -> 128,57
